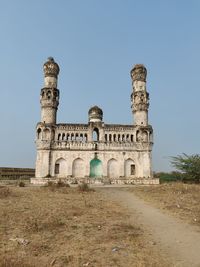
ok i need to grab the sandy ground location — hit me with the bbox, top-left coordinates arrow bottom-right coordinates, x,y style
0,185 -> 170,267
99,187 -> 200,267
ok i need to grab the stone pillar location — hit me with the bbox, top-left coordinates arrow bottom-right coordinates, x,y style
130,64 -> 149,126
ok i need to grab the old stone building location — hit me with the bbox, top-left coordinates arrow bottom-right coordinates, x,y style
31,58 -> 158,184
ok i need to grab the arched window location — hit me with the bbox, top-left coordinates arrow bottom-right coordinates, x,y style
58,133 -> 61,141
131,135 -> 134,142
43,128 -> 50,140
118,134 -> 120,142
105,134 -> 107,142
92,128 -> 99,142
47,90 -> 51,100
62,133 -> 65,140
66,133 -> 70,141
109,134 -> 112,142
113,134 -> 116,142
80,133 -> 83,142
37,128 -> 42,139
84,134 -> 88,142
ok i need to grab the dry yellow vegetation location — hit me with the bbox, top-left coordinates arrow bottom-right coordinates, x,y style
0,184 -> 170,267
130,183 -> 200,226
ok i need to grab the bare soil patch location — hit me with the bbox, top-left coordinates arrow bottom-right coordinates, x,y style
129,183 -> 200,226
0,185 -> 169,267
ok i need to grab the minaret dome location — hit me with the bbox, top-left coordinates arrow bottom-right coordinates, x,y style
43,57 -> 60,78
130,64 -> 147,82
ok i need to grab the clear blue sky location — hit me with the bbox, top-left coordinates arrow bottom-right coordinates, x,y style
0,0 -> 199,172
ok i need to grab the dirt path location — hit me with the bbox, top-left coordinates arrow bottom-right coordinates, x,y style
98,187 -> 200,267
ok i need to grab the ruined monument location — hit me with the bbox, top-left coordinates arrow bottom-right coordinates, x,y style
31,58 -> 158,184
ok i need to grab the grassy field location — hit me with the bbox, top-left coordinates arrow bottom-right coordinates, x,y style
130,183 -> 200,227
0,184 -> 170,267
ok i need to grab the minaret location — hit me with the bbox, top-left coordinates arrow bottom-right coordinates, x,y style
130,64 -> 149,126
40,57 -> 60,124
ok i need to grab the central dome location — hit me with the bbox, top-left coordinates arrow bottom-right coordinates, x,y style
88,106 -> 103,122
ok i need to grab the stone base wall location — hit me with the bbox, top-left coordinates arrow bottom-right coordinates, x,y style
30,177 -> 159,185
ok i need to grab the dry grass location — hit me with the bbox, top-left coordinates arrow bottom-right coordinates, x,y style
0,186 -> 12,198
0,185 -> 170,267
129,183 -> 200,226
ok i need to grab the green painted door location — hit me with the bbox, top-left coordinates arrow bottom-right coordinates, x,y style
90,158 -> 102,178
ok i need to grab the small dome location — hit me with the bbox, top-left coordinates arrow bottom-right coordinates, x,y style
130,64 -> 147,82
88,106 -> 103,122
43,57 -> 60,78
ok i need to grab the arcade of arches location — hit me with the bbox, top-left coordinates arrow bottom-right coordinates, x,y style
54,157 -> 136,178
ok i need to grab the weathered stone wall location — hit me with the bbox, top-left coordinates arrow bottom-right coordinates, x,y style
35,149 -> 152,178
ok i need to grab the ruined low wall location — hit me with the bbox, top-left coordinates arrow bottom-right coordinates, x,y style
31,177 -> 159,185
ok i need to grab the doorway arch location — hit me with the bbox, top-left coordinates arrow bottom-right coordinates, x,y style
90,158 -> 102,178
72,158 -> 85,177
124,158 -> 135,177
54,158 -> 67,177
107,158 -> 119,178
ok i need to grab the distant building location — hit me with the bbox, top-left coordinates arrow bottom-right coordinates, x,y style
0,168 -> 35,180
32,58 -> 158,184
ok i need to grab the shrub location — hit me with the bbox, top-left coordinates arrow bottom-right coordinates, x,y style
78,183 -> 93,192
45,180 -> 70,191
18,181 -> 25,187
57,179 -> 70,188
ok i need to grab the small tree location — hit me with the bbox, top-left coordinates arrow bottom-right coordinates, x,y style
171,153 -> 200,183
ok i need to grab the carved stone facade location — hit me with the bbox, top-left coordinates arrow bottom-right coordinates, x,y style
31,58 -> 158,185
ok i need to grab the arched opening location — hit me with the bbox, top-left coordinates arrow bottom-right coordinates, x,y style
90,157 -> 102,178
107,159 -> 119,178
37,128 -> 42,139
80,133 -> 83,142
84,133 -> 87,142
72,158 -> 85,177
149,131 -> 153,142
92,128 -> 99,142
43,128 -> 50,140
47,90 -> 51,100
54,158 -> 67,177
105,134 -> 107,142
124,159 -> 135,177
118,134 -> 120,142
143,131 -> 148,142
131,134 -> 134,142
66,133 -> 70,141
